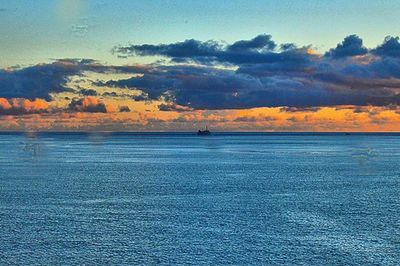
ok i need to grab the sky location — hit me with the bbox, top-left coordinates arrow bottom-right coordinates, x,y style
1,0 -> 400,131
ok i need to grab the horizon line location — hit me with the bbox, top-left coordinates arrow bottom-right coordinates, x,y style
0,131 -> 400,135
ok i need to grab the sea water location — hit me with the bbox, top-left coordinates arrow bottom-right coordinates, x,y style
0,133 -> 399,265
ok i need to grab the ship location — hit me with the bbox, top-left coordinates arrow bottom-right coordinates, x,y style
197,126 -> 211,135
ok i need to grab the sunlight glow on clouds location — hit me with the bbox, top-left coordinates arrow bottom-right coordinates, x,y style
1,34 -> 400,131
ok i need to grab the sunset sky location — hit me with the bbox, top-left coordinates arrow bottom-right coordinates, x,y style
1,0 -> 400,131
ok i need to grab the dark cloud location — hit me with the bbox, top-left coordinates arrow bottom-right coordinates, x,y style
280,43 -> 297,51
234,116 -> 276,122
280,107 -> 321,113
228,34 -> 276,51
103,92 -> 118,97
0,61 -> 79,100
68,97 -> 109,113
0,59 -> 147,101
372,36 -> 400,58
107,35 -> 400,111
80,89 -> 98,96
99,61 -> 400,109
114,39 -> 221,61
132,94 -> 149,101
158,103 -> 193,112
325,35 -> 368,58
3,35 -> 400,112
119,106 -> 131,112
113,34 -> 309,65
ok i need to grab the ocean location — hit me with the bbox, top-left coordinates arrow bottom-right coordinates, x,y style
0,133 -> 399,265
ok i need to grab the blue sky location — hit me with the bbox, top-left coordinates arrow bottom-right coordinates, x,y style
1,0 -> 400,67
1,0 -> 400,131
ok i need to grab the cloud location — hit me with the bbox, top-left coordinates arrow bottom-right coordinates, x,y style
106,34 -> 400,109
0,98 -> 50,115
0,96 -> 130,116
131,94 -> 149,101
99,63 -> 400,109
233,115 -> 276,122
158,103 -> 193,112
103,92 -> 118,97
280,107 -> 321,113
68,96 -> 115,113
80,89 -> 98,96
0,61 -> 79,100
228,34 -> 276,51
325,35 -> 368,58
113,34 -> 311,66
372,36 -> 400,58
0,59 -> 148,101
3,34 -> 400,119
113,39 -> 221,61
119,106 -> 131,112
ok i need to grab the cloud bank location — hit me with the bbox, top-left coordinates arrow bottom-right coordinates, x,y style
0,98 -> 49,115
0,59 -> 147,101
105,34 -> 400,109
68,96 -> 115,113
1,35 -> 400,113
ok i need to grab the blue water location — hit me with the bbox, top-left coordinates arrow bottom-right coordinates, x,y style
0,133 -> 399,265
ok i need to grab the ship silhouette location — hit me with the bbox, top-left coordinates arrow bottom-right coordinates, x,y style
197,126 -> 211,135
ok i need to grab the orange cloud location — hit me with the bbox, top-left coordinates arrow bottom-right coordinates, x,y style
0,98 -> 49,115
0,101 -> 399,132
68,96 -> 116,113
158,103 -> 193,112
0,98 -> 12,110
